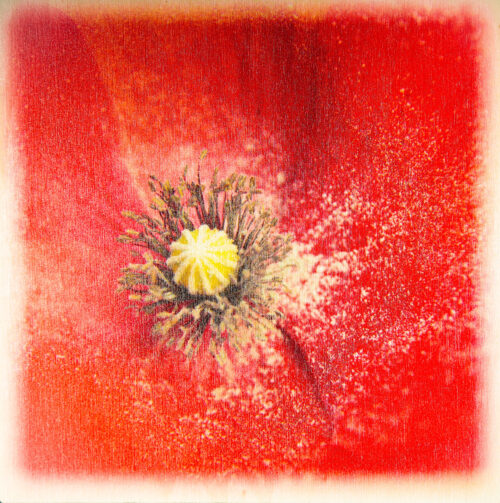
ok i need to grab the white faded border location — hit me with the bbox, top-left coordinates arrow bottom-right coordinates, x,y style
1,0 -> 500,502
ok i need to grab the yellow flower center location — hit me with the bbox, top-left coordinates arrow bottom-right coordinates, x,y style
167,224 -> 239,296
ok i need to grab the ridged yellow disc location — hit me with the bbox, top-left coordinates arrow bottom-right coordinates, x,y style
167,225 -> 239,296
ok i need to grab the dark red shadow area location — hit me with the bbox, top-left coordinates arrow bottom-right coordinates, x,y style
10,7 -> 483,475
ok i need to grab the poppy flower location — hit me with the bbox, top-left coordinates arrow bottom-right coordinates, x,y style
11,7 -> 482,476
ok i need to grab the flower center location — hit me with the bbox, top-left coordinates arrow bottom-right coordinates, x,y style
167,224 -> 239,296
118,163 -> 294,362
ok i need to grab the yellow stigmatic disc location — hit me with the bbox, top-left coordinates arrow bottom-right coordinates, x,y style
167,224 -> 240,296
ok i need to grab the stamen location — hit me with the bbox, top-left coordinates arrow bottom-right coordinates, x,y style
118,159 -> 294,364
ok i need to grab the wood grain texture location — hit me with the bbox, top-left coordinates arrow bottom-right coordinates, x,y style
10,6 -> 483,475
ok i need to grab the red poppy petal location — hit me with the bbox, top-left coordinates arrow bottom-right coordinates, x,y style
10,7 -> 150,345
12,8 -> 343,476
277,16 -> 482,471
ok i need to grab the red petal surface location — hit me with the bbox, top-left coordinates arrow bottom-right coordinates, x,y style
11,8 -> 483,475
278,17 -> 482,471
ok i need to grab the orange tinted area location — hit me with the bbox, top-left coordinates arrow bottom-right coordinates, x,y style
11,7 -> 482,474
